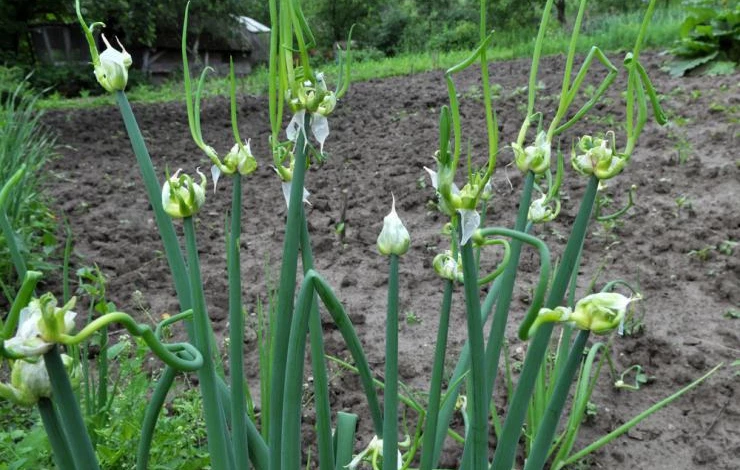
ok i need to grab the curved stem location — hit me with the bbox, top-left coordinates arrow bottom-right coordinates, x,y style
60,311 -> 202,371
282,270 -> 383,469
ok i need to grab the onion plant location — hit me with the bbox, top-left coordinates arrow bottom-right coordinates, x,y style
0,0 -> 726,469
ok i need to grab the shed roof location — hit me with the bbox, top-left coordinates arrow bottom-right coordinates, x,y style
236,16 -> 270,34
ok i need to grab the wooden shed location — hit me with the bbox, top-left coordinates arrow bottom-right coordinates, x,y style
28,16 -> 270,77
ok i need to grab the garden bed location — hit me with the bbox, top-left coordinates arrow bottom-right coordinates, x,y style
41,51 -> 739,469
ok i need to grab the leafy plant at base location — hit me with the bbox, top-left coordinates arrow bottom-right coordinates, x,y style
668,0 -> 740,76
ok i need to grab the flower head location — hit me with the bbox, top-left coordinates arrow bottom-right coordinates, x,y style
225,141 -> 258,176
0,354 -> 77,406
513,131 -> 551,175
4,295 -> 77,358
528,194 -> 559,223
94,34 -> 132,92
162,169 -> 207,219
433,250 -> 463,283
377,195 -> 410,256
423,166 -> 482,245
571,132 -> 626,180
569,292 -> 640,334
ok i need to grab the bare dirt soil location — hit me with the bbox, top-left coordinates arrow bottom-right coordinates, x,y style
41,52 -> 739,469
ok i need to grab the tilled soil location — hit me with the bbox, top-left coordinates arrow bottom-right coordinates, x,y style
41,51 -> 739,469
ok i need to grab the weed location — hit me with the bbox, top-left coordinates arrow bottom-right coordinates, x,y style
724,309 -> 740,320
405,311 -> 422,325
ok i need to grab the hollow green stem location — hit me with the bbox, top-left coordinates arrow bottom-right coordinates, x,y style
38,397 -> 76,470
183,217 -> 233,470
299,214 -> 334,470
429,276 -> 503,468
136,365 -> 177,470
482,172 -> 533,402
459,231 -> 487,469
491,176 -> 598,470
334,412 -> 359,470
419,280 -> 453,470
44,345 -> 100,470
526,0 -> 555,120
524,330 -> 590,470
228,176 -> 249,470
215,379 -> 269,469
114,91 -> 192,315
268,112 -> 309,470
383,254 -> 400,470
552,341 -> 607,466
282,270 -> 383,469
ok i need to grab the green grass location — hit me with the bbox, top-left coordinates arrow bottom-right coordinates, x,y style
0,83 -> 59,295
37,6 -> 682,109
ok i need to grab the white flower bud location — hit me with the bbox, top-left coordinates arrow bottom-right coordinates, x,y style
433,250 -> 463,282
94,35 -> 132,93
377,195 -> 410,256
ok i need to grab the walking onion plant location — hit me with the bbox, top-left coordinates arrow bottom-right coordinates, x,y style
0,0 -> 724,469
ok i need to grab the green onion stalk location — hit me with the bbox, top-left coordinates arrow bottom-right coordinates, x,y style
226,57 -> 249,470
299,214 -> 335,470
383,254 -> 400,470
418,280 -> 453,470
281,270 -> 383,469
183,216 -> 234,469
37,397 -> 75,469
44,346 -> 100,470
458,231 -> 488,469
490,176 -> 599,470
268,114 -> 309,470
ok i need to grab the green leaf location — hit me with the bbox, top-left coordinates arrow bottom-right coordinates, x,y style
106,340 -> 128,360
667,52 -> 718,77
705,61 -> 736,75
